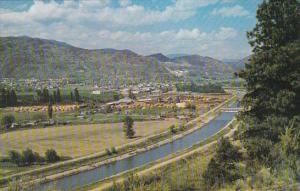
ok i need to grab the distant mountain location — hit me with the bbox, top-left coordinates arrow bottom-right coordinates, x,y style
161,54 -> 236,81
0,36 -> 243,85
171,55 -> 224,66
0,36 -> 171,85
146,53 -> 171,62
167,53 -> 189,59
222,56 -> 251,70
240,55 -> 251,65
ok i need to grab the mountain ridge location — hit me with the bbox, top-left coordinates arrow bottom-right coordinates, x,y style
0,36 -> 246,84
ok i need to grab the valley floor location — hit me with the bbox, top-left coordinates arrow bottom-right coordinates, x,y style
0,118 -> 177,158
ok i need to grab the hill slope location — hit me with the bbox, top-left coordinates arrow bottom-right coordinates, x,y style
146,53 -> 171,62
0,36 -> 171,85
161,55 -> 236,82
0,36 -> 243,85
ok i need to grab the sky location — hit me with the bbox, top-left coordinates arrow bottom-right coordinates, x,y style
0,0 -> 262,59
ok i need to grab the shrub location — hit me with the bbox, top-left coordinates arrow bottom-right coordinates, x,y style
106,148 -> 112,155
111,147 -> 118,154
45,149 -> 60,163
9,150 -> 22,166
31,113 -> 47,122
179,124 -> 186,131
203,138 -> 242,188
186,103 -> 196,110
169,125 -> 177,134
1,114 -> 16,129
22,148 -> 35,165
105,105 -> 113,113
33,152 -> 45,163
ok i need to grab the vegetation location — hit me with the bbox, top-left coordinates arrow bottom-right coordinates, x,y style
8,148 -> 60,167
0,88 -> 17,107
1,119 -> 176,158
47,102 -> 53,119
45,149 -> 60,163
169,124 -> 177,134
102,1 -> 300,190
1,114 -> 16,129
237,0 -> 299,173
176,82 -> 225,93
106,147 -> 118,156
123,116 -> 135,138
202,138 -> 242,188
7,177 -> 58,191
128,89 -> 136,100
74,88 -> 80,103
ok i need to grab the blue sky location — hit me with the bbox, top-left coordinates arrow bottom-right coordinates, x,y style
0,0 -> 261,59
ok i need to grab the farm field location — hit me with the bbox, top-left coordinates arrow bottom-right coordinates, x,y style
0,118 -> 177,158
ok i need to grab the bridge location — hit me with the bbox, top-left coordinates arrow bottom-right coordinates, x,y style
221,107 -> 243,112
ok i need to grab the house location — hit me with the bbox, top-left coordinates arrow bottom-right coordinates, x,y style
92,90 -> 101,95
176,102 -> 187,108
107,97 -> 134,106
11,123 -> 21,129
177,115 -> 190,122
137,98 -> 152,103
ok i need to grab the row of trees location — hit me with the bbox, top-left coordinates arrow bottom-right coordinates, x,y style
0,87 -> 81,108
0,88 -> 18,107
8,148 -> 60,167
176,82 -> 225,93
36,87 -> 80,104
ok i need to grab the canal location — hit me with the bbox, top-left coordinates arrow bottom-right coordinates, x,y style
42,107 -> 237,190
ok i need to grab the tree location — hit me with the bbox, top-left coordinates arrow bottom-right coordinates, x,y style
237,0 -> 300,163
8,89 -> 17,107
74,88 -> 80,102
1,114 -> 16,129
203,138 -> 242,188
105,104 -> 113,113
123,116 -> 135,138
215,137 -> 242,163
48,102 -> 53,119
70,91 -> 74,102
0,88 -> 6,107
56,88 -> 61,103
169,125 -> 177,134
22,148 -> 35,165
45,149 -> 60,163
52,90 -> 56,104
9,150 -> 22,166
128,89 -> 136,100
42,87 -> 50,103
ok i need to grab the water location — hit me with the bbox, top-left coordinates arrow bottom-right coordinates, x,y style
42,111 -> 236,190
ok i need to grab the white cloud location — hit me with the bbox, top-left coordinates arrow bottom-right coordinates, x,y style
0,0 -> 219,27
215,27 -> 237,40
221,0 -> 235,3
119,0 -> 132,7
211,5 -> 249,17
0,18 -> 246,59
0,0 -> 251,59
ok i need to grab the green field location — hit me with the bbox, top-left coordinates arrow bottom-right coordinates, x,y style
0,118 -> 177,158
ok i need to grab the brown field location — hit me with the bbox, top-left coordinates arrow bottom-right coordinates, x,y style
0,118 -> 177,158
